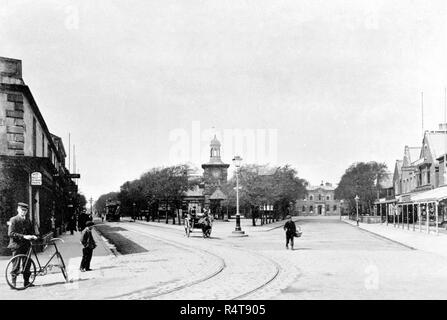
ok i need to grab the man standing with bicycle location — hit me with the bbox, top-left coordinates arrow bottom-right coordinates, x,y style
7,202 -> 37,288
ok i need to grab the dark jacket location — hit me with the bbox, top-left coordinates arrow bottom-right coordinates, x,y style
8,215 -> 35,250
284,220 -> 297,235
81,228 -> 96,249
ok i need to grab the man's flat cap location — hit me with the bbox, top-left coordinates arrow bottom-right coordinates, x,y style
18,202 -> 29,209
86,221 -> 94,227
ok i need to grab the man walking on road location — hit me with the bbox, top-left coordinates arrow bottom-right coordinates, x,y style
8,202 -> 38,287
80,221 -> 96,272
284,215 -> 297,250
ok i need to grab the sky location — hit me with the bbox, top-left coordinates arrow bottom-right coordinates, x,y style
1,0 -> 447,201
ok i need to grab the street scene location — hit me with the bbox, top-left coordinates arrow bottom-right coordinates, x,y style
1,0 -> 447,303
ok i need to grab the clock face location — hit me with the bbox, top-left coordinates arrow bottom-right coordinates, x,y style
212,170 -> 221,178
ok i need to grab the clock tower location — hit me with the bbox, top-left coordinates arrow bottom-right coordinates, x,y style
202,135 -> 230,200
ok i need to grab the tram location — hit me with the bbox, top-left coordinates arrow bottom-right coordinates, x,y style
105,200 -> 121,222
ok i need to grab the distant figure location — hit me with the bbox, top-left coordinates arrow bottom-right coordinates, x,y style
80,221 -> 96,272
283,215 -> 296,250
68,214 -> 77,235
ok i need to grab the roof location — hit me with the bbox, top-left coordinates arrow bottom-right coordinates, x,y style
410,185 -> 447,203
426,132 -> 447,162
307,184 -> 336,191
395,160 -> 403,174
209,188 -> 227,200
210,135 -> 221,147
403,146 -> 421,166
409,147 -> 421,165
183,185 -> 204,197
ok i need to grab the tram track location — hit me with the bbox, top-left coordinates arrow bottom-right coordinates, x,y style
107,221 -> 282,300
106,224 -> 226,299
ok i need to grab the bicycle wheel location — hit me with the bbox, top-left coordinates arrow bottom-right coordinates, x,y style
57,253 -> 68,282
5,254 -> 37,290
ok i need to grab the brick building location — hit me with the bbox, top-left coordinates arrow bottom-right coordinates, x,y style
0,56 -> 77,254
296,181 -> 344,216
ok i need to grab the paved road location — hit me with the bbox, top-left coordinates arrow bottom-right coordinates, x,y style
2,216 -> 447,299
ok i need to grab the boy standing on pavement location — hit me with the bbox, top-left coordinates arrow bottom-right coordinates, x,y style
80,221 -> 96,272
283,215 -> 297,250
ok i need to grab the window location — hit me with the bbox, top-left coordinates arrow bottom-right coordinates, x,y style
326,195 -> 330,200
309,205 -> 313,212
427,170 -> 431,184
326,205 -> 330,212
302,206 -> 306,212
309,195 -> 314,201
47,143 -> 52,160
333,205 -> 337,211
319,194 -> 322,201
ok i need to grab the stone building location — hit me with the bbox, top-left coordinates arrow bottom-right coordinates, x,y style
0,56 -> 76,254
182,135 -> 229,217
296,181 -> 344,216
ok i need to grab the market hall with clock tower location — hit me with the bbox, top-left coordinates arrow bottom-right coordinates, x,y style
182,135 -> 230,217
202,135 -> 230,198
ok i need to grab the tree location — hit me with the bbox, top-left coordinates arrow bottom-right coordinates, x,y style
223,164 -> 307,225
334,161 -> 388,215
73,192 -> 87,213
115,164 -> 198,223
95,192 -> 119,215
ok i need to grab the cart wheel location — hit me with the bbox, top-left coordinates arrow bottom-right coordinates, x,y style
5,254 -> 37,290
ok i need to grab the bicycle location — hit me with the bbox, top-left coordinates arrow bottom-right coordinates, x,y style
5,238 -> 68,290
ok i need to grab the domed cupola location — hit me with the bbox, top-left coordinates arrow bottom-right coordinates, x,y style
209,135 -> 222,161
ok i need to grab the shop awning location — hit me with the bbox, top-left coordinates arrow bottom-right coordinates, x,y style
410,185 -> 447,203
374,198 -> 397,205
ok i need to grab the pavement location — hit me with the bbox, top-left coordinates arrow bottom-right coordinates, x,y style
342,217 -> 447,259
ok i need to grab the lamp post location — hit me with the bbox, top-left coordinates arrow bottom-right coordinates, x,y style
231,155 -> 246,237
340,199 -> 344,220
355,195 -> 360,226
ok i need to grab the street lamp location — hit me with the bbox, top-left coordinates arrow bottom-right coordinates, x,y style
231,155 -> 246,237
355,195 -> 360,226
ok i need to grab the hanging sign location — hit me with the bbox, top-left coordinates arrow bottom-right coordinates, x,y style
31,172 -> 42,186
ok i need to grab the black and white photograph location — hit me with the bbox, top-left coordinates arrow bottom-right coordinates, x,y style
1,0 -> 447,310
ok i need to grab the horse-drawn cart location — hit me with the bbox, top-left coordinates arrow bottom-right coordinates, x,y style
184,213 -> 212,238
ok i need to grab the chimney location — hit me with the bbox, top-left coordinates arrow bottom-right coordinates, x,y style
0,57 -> 24,85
